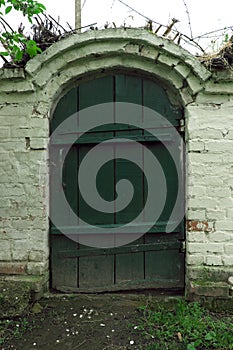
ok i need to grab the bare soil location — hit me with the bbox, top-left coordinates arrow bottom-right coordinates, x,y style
2,293 -> 158,350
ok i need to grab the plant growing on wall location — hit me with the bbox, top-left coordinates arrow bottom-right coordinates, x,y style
0,0 -> 46,63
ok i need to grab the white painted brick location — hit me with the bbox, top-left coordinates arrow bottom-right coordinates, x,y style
187,128 -> 223,140
187,254 -> 205,265
27,261 -> 48,275
215,221 -> 233,231
187,186 -> 206,198
195,93 -> 231,104
206,243 -> 224,254
206,210 -> 226,220
188,141 -> 205,151
205,140 -> 233,153
187,209 -> 206,221
205,255 -> 223,266
218,198 -> 233,209
0,127 -> 10,138
29,250 -> 48,262
222,256 -> 233,266
227,209 -> 233,219
11,240 -> 30,260
206,187 -> 230,198
187,232 -> 206,242
186,75 -> 203,94
208,232 -> 231,242
157,54 -> 180,67
228,130 -> 233,139
188,198 -> 219,209
174,63 -> 191,78
0,240 -> 11,260
187,243 -> 207,254
225,244 -> 233,254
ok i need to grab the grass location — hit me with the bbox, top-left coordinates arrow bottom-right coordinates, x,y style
0,317 -> 35,347
135,299 -> 233,350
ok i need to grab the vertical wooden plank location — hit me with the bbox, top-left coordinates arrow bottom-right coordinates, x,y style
144,142 -> 178,228
79,76 -> 114,109
50,87 -> 78,133
143,79 -> 180,126
50,87 -> 78,290
115,238 -> 144,284
79,253 -> 114,289
78,76 -> 115,288
115,75 -> 144,224
51,235 -> 78,289
78,143 -> 115,226
145,234 -> 184,286
63,145 -> 79,223
115,74 -> 143,134
114,75 -> 145,285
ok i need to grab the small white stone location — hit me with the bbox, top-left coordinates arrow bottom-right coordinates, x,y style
66,329 -> 69,332
73,313 -> 77,317
79,314 -> 83,318
87,315 -> 91,319
110,313 -> 113,316
111,329 -> 115,332
33,343 -> 37,346
133,326 -> 138,329
106,335 -> 110,338
100,323 -> 105,327
56,340 -> 60,343
130,340 -> 135,345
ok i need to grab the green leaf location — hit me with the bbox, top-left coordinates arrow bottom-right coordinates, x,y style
38,3 -> 46,10
0,51 -> 9,56
5,5 -> 12,14
205,331 -> 216,341
187,343 -> 196,350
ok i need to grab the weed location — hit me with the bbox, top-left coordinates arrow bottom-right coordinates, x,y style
136,300 -> 233,350
0,316 -> 35,346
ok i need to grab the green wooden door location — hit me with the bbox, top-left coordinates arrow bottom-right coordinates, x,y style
50,74 -> 185,292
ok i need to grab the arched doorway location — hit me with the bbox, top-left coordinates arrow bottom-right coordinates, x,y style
50,73 -> 185,292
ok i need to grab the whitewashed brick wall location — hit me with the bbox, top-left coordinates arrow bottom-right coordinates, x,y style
0,29 -> 232,298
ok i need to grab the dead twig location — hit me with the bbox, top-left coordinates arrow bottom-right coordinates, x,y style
182,0 -> 193,39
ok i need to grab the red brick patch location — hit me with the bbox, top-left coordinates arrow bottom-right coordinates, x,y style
187,220 -> 209,232
0,263 -> 26,275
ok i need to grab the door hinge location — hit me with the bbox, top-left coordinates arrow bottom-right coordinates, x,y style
179,119 -> 185,132
180,241 -> 186,253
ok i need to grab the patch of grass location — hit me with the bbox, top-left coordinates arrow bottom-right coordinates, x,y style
136,299 -> 233,350
0,316 -> 35,346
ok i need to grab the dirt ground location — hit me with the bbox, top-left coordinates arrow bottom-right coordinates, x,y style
2,293 -> 159,350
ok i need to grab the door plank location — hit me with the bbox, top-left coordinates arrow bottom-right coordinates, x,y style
51,235 -> 78,289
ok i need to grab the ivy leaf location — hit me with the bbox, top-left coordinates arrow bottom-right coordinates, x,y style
5,5 -> 12,14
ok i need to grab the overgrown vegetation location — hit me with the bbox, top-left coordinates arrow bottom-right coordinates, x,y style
0,0 -> 232,70
0,0 -> 46,63
0,316 -> 37,347
136,299 -> 233,350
